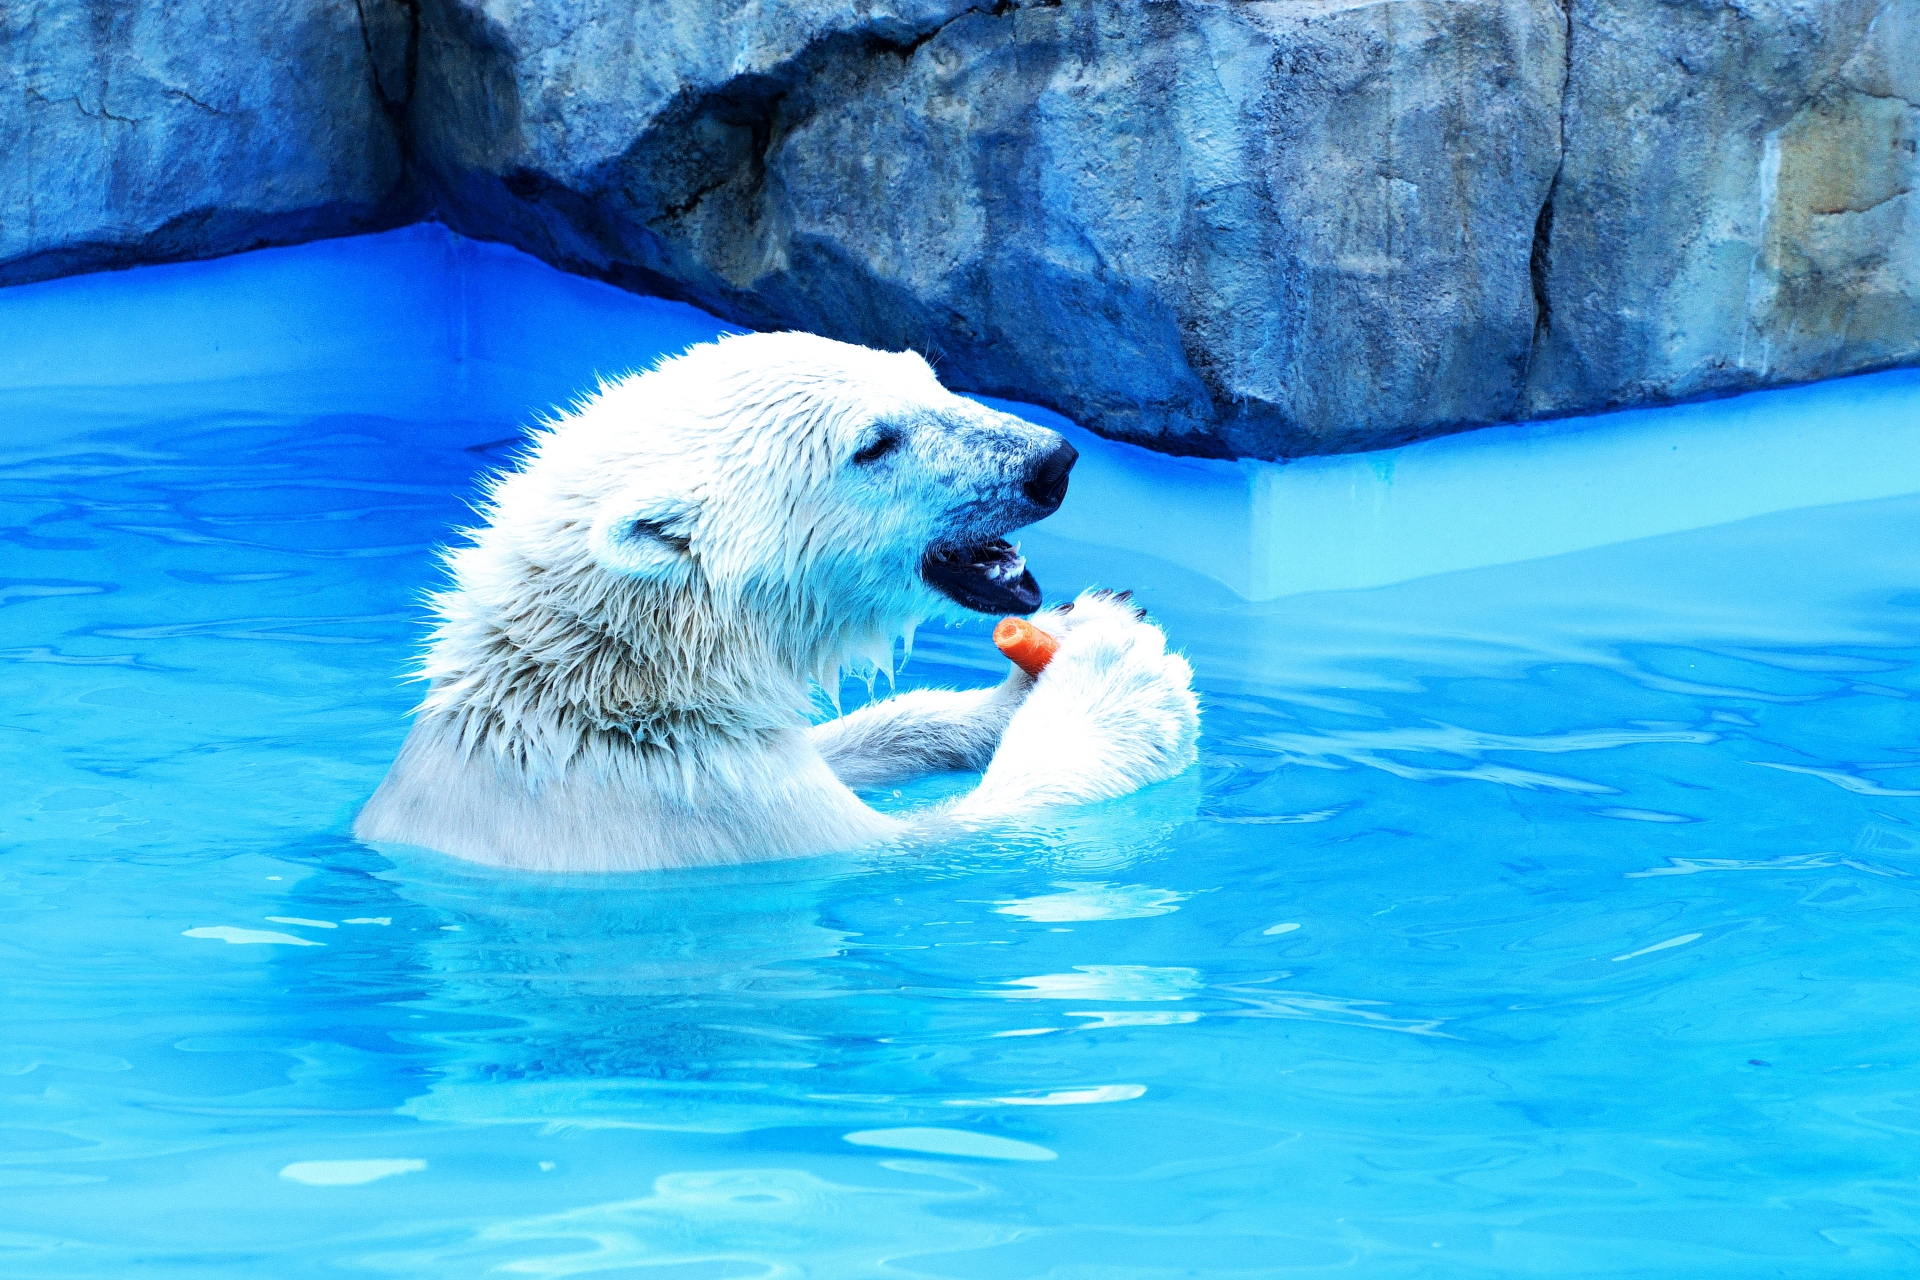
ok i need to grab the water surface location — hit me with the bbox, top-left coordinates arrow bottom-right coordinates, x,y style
3,231 -> 1919,1277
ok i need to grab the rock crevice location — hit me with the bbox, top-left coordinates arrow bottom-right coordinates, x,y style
1520,0 -> 1573,408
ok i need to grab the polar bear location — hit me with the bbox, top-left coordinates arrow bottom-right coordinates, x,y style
354,331 -> 1198,871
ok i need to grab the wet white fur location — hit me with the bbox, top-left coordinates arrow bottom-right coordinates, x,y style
354,332 -> 1199,871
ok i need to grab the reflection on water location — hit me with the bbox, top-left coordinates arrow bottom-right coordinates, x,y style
994,967 -> 1204,1002
991,882 -> 1190,922
280,1158 -> 425,1187
4,239 -> 1920,1275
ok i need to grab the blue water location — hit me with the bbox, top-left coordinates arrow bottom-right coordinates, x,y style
4,230 -> 1920,1277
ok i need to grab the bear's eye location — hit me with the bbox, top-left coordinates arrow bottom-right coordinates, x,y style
852,430 -> 900,467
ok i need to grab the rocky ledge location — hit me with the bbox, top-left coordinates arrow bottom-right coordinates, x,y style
5,0 -> 1914,458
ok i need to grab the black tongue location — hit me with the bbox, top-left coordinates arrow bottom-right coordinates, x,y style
921,541 -> 1042,615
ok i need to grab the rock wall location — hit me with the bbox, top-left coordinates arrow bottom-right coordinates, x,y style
0,0 -> 409,288
3,0 -> 1913,459
399,0 -> 1570,456
1531,0 -> 1918,415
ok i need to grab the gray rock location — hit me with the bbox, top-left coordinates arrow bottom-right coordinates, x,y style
1526,0 -> 1919,416
408,0 -> 1568,457
0,0 -> 405,288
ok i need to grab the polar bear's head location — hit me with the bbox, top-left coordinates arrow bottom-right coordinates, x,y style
575,332 -> 1076,622
431,332 -> 1076,742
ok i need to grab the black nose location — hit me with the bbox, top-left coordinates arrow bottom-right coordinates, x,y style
1021,439 -> 1078,513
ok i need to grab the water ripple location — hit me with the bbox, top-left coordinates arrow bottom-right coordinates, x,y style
1749,760 -> 1920,797
1211,980 -> 1456,1038
1257,720 -> 1715,793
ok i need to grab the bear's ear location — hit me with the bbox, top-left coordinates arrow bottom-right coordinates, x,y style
589,486 -> 702,581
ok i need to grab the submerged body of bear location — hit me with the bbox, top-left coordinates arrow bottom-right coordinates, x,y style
355,332 -> 1198,871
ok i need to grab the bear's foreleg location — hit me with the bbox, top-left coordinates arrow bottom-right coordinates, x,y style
810,672 -> 1031,789
948,592 -> 1199,816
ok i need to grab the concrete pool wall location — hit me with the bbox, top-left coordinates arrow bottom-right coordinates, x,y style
5,223 -> 1918,602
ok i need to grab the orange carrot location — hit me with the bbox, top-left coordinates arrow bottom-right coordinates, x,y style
994,616 -> 1059,677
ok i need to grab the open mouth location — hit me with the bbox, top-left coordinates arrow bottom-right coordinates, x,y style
921,538 -> 1042,615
